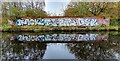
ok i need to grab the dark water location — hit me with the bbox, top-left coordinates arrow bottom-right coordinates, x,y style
1,31 -> 120,60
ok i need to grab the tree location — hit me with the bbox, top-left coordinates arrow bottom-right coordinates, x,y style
64,8 -> 79,16
25,9 -> 47,18
88,2 -> 109,16
64,2 -> 92,17
64,2 -> 119,19
1,2 -> 47,22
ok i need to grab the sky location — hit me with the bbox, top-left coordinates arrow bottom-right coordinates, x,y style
44,0 -> 70,16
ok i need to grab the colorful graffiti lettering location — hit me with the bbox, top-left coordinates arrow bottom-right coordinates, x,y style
12,17 -> 109,26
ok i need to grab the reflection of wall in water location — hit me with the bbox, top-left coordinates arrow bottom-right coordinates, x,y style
10,34 -> 108,42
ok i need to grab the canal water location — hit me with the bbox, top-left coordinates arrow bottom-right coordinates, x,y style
0,31 -> 120,60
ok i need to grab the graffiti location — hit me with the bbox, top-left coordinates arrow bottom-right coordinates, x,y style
79,18 -> 98,26
10,34 -> 108,42
13,18 -> 109,26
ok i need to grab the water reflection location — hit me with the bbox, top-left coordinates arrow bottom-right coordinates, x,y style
67,42 -> 120,59
10,33 -> 108,42
2,40 -> 47,59
1,32 -> 120,60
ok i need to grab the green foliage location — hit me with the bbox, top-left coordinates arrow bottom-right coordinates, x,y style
100,24 -> 106,27
118,19 -> 120,27
8,7 -> 26,20
8,8 -> 48,21
25,9 -> 47,18
76,2 -> 92,16
2,2 -> 48,23
64,2 -> 92,16
64,8 -> 79,16
110,19 -> 118,26
64,2 -> 119,18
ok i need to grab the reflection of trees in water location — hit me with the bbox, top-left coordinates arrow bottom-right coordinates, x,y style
2,37 -> 47,59
66,41 -> 120,59
1,32 -> 120,59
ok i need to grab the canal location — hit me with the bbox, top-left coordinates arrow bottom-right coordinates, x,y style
1,31 -> 120,60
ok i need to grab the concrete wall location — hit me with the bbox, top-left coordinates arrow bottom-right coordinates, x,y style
14,18 -> 110,26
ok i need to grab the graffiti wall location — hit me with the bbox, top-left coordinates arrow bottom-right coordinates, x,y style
10,34 -> 108,42
13,17 -> 109,26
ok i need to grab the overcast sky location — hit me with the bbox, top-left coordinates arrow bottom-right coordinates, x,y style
44,0 -> 70,16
